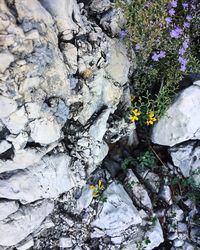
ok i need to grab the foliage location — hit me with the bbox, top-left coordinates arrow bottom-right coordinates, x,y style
118,0 -> 200,126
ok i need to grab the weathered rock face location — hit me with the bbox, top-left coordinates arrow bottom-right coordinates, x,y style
0,0 -> 140,248
0,200 -> 54,246
152,85 -> 200,146
92,182 -> 142,237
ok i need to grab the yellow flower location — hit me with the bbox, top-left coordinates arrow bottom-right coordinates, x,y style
146,112 -> 157,126
98,180 -> 104,190
92,191 -> 98,198
132,109 -> 141,116
89,185 -> 96,190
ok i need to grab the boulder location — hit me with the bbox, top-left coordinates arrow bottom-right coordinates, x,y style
152,85 -> 200,146
0,95 -> 17,119
91,182 -> 142,237
0,199 -> 54,246
0,52 -> 14,73
0,200 -> 19,220
0,154 -> 75,203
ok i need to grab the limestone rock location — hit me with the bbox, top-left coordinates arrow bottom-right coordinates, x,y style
0,95 -> 17,119
169,141 -> 200,177
0,52 -> 14,73
152,85 -> 200,146
0,200 -> 19,221
0,199 -> 54,246
0,140 -> 11,154
0,154 -> 74,203
92,182 -> 142,237
61,43 -> 78,74
105,39 -> 130,86
90,0 -> 112,13
30,117 -> 62,145
2,107 -> 28,134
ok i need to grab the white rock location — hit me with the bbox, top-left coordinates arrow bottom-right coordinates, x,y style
59,237 -> 73,248
0,154 -> 75,203
158,185 -> 172,205
76,184 -> 93,212
16,238 -> 34,250
30,117 -> 62,145
152,85 -> 200,146
7,132 -> 28,150
0,95 -> 17,119
105,39 -> 130,86
24,102 -> 41,119
2,107 -> 28,134
0,148 -> 46,173
61,43 -> 78,74
90,0 -> 111,13
125,170 -> 153,210
0,52 -> 14,73
173,239 -> 184,247
169,142 -> 200,177
92,182 -> 142,237
0,199 -> 54,246
0,200 -> 19,221
0,140 -> 11,154
89,109 -> 110,142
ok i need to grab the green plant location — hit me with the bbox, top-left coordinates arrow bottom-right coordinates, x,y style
118,0 -> 200,127
137,150 -> 157,170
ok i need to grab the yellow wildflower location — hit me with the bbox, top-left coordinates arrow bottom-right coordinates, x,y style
146,112 -> 157,126
89,185 -> 96,190
98,180 -> 104,190
92,191 -> 98,198
130,108 -> 141,123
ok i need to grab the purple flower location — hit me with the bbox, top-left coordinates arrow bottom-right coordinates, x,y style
191,4 -> 196,10
152,53 -> 160,61
169,8 -> 175,16
171,0 -> 177,7
178,56 -> 188,66
165,17 -> 172,24
158,51 -> 166,58
135,44 -> 140,50
186,15 -> 192,22
183,22 -> 190,28
118,30 -> 127,39
182,3 -> 188,9
180,64 -> 187,72
170,27 -> 182,38
183,39 -> 189,49
179,47 -> 186,55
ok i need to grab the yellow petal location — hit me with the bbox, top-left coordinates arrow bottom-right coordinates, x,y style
89,185 -> 96,190
92,192 -> 97,198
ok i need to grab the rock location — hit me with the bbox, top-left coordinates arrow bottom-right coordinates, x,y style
16,238 -> 34,250
0,95 -> 17,119
24,102 -> 41,119
91,182 -> 142,237
0,52 -> 14,73
59,237 -> 73,248
6,132 -> 28,150
0,199 -> 54,246
40,0 -> 85,40
173,239 -> 184,247
0,154 -> 75,203
76,184 -> 93,212
125,170 -> 153,211
152,85 -> 200,146
61,43 -> 78,74
2,107 -> 28,134
0,140 -> 11,154
30,117 -> 62,145
90,0 -> 112,13
167,205 -> 184,222
105,39 -> 130,86
158,185 -> 172,205
89,109 -> 110,142
169,141 -> 200,177
0,200 -> 19,221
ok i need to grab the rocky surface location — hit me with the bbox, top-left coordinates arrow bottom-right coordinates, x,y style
0,0 -> 200,249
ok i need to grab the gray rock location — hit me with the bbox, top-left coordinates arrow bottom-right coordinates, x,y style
61,43 -> 78,74
76,184 -> 93,212
173,239 -> 184,247
0,200 -> 19,221
169,141 -> 200,177
105,39 -> 130,86
0,154 -> 75,203
152,85 -> 200,146
125,170 -> 153,211
90,0 -> 112,13
158,185 -> 172,205
91,182 -> 142,237
89,109 -> 110,142
16,238 -> 34,250
0,52 -> 14,73
0,199 -> 54,246
30,117 -> 62,145
59,237 -> 73,248
0,140 -> 11,154
0,95 -> 17,119
2,107 -> 28,134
